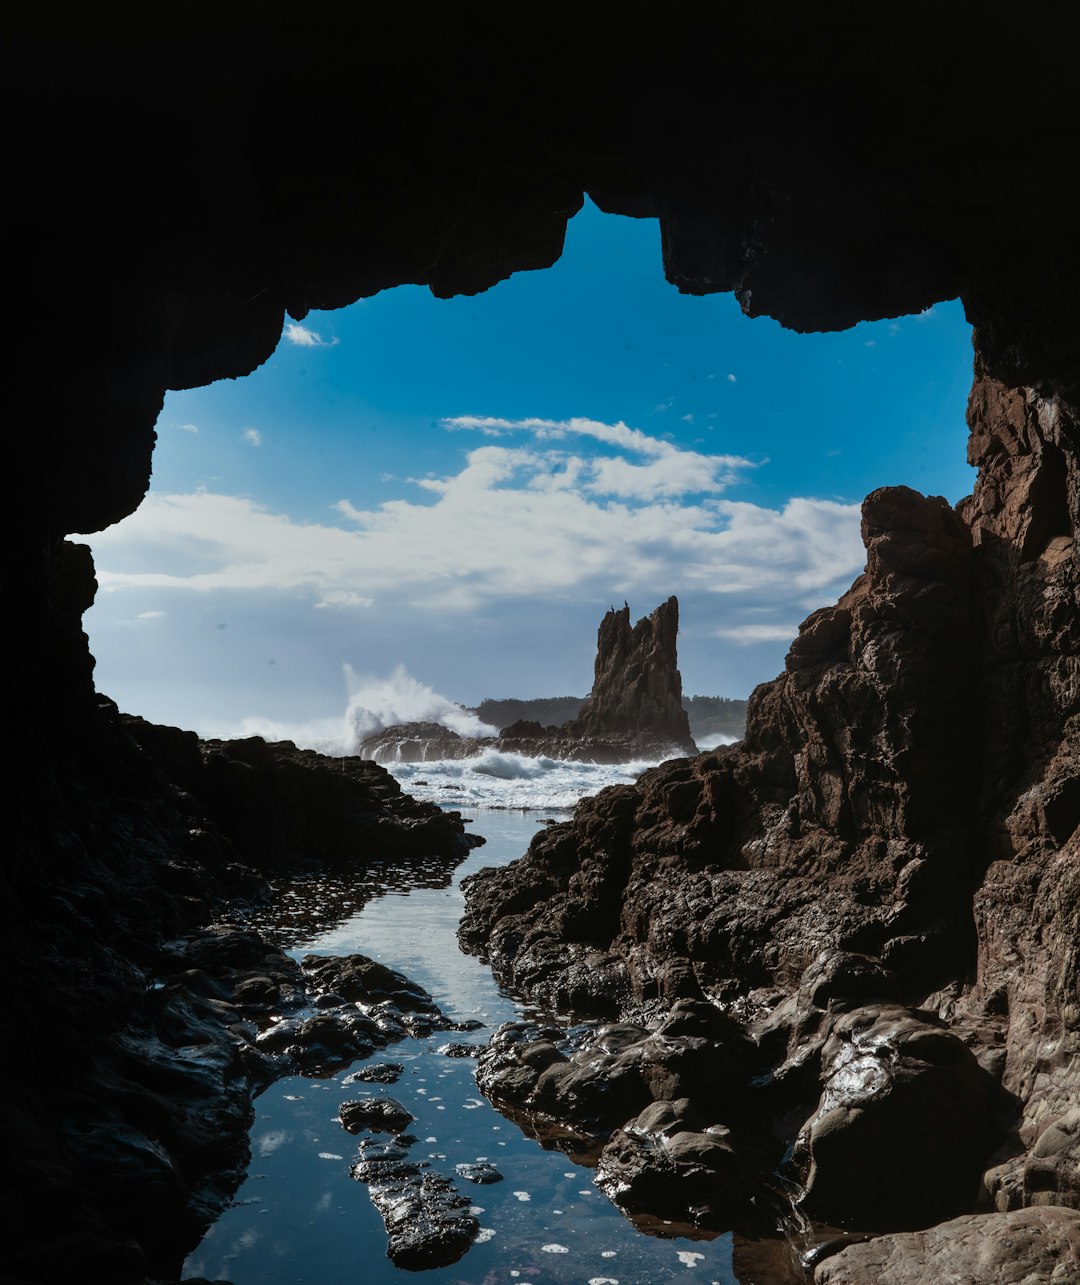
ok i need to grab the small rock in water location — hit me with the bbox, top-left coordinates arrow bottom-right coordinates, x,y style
339,1097 -> 414,1132
355,1163 -> 479,1270
344,1062 -> 405,1084
440,1042 -> 482,1058
456,1162 -> 504,1184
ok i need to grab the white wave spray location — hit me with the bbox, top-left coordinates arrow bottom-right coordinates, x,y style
344,663 -> 497,749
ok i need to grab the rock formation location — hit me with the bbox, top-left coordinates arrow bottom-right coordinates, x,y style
4,9 -> 1080,1282
360,599 -> 697,763
565,597 -> 695,750
460,363 -> 1079,1255
0,688 -> 476,1282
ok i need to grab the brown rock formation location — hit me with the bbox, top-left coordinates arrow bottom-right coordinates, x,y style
814,1207 -> 1080,1284
460,363 -> 1079,1234
565,597 -> 695,754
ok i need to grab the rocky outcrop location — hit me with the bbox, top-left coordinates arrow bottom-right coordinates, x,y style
460,363 -> 1078,1246
123,717 -> 476,868
0,692 -> 476,1283
564,598 -> 695,753
470,696 -> 748,744
360,599 -> 697,764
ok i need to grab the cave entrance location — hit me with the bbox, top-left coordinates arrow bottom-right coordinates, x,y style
78,201 -> 975,748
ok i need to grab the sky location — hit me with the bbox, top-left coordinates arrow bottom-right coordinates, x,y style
78,200 -> 976,749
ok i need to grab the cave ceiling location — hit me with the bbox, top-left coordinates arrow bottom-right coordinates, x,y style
8,6 -> 1079,537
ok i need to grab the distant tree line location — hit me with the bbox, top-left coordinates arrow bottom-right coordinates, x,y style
682,695 -> 748,738
470,695 -> 748,741
470,697 -> 585,732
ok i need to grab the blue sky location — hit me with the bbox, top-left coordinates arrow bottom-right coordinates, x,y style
80,200 -> 976,748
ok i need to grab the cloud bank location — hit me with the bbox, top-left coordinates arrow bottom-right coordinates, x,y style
84,415 -> 865,671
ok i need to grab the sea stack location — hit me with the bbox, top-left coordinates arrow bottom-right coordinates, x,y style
359,598 -> 698,764
566,597 -> 693,751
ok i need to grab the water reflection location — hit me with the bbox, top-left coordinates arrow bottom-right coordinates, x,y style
186,814 -> 812,1284
232,849 -> 468,949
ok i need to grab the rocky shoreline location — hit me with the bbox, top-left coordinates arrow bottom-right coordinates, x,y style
459,366 -> 1080,1279
1,691 -> 479,1283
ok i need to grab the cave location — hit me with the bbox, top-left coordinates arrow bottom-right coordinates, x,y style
5,9 -> 1079,1284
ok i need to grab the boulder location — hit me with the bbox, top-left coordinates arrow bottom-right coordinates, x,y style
795,1006 -> 999,1227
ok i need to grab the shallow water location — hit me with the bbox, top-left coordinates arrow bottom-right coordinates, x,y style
183,812 -> 744,1284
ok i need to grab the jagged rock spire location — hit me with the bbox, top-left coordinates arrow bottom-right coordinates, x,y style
568,597 -> 693,745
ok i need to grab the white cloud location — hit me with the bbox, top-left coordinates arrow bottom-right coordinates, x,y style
242,428 -> 262,446
727,373 -> 737,383
283,321 -> 338,347
314,590 -> 375,610
178,423 -> 199,434
136,609 -> 165,620
714,622 -> 800,644
681,413 -> 695,423
86,452 -> 863,619
81,419 -> 868,729
439,416 -> 756,499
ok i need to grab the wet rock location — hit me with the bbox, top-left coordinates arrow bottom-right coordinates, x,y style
456,1162 -> 503,1184
797,950 -> 897,1012
301,952 -> 443,1017
795,1005 -> 999,1227
338,1097 -> 414,1133
344,1062 -> 404,1084
596,1098 -> 773,1233
313,991 -> 348,1009
440,1042 -> 482,1058
814,1206 -> 1080,1283
351,1149 -> 479,1269
478,1004 -> 755,1142
255,1010 -> 379,1073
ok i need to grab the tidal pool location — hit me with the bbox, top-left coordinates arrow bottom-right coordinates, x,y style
183,812 -> 743,1285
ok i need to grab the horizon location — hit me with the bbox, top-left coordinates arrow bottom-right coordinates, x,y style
77,200 -> 975,749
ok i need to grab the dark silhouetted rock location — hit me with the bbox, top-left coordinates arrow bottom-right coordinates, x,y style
339,1097 -> 414,1133
350,1147 -> 479,1270
565,597 -> 694,754
456,1162 -> 503,1184
344,1063 -> 405,1085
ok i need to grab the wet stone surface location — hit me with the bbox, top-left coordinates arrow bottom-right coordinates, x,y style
339,1096 -> 414,1133
344,1062 -> 405,1084
351,1138 -> 479,1269
456,1161 -> 504,1184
